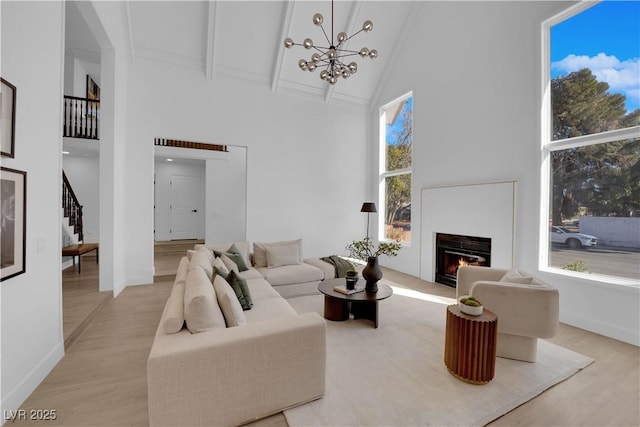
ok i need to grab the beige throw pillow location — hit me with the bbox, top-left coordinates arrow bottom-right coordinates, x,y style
188,251 -> 214,281
162,281 -> 186,334
212,256 -> 229,276
183,267 -> 226,333
499,268 -> 534,285
266,244 -> 301,268
212,275 -> 247,327
253,239 -> 303,268
220,253 -> 240,273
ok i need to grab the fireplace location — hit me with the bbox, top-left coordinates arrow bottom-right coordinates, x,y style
435,233 -> 491,287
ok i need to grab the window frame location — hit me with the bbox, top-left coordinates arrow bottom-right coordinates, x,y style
379,91 -> 413,244
539,2 -> 640,286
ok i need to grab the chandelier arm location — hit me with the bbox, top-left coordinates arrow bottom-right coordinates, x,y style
335,53 -> 362,59
334,48 -> 361,54
319,25 -> 331,46
331,0 -> 334,44
344,28 -> 365,42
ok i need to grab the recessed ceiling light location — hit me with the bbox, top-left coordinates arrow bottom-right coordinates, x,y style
166,158 -> 173,162
62,151 -> 70,154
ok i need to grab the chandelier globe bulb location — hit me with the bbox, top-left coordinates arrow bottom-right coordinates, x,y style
284,38 -> 294,48
359,47 -> 369,57
298,59 -> 308,70
311,53 -> 321,63
303,38 -> 313,49
313,13 -> 324,25
328,48 -> 336,59
348,62 -> 358,73
369,49 -> 378,59
307,62 -> 317,71
320,70 -> 329,80
363,20 -> 373,32
337,32 -> 347,43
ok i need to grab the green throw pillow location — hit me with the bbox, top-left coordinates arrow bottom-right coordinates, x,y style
226,270 -> 253,311
213,244 -> 249,272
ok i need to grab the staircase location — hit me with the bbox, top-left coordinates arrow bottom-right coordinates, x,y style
62,171 -> 84,245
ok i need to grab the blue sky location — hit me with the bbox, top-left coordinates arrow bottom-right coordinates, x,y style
386,97 -> 413,145
551,1 -> 640,113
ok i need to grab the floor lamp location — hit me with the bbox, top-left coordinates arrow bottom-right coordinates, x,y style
360,202 -> 377,239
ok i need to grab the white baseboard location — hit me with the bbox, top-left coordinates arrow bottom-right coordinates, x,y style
1,343 -> 64,426
560,312 -> 640,347
61,259 -> 73,270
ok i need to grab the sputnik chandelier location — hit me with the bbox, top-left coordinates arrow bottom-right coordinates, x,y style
283,0 -> 377,85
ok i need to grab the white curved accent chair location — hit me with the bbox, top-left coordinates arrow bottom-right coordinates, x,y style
456,266 -> 560,362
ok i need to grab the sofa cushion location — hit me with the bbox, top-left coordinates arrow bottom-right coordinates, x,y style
188,251 -> 214,281
243,297 -> 298,324
162,258 -> 189,334
220,253 -> 240,273
196,241 -> 251,268
184,266 -> 226,333
213,275 -> 247,327
253,239 -> 303,268
238,267 -> 264,281
226,270 -> 253,310
257,263 -> 324,286
500,268 -> 534,285
162,281 -> 186,334
174,256 -> 190,285
212,256 -> 229,276
266,243 -> 302,268
245,277 -> 282,301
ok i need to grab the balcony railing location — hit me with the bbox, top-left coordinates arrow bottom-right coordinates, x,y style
63,95 -> 99,140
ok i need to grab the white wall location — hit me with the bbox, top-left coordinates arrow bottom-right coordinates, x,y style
124,58 -> 369,285
0,0 -> 65,418
63,154 -> 100,243
373,1 -> 639,346
206,146 -> 247,243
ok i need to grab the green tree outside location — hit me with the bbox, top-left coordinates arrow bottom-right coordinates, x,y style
551,68 -> 640,224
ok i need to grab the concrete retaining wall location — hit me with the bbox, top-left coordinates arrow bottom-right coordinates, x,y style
580,217 -> 640,249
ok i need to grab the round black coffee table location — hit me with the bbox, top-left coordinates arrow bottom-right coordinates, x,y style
318,278 -> 393,328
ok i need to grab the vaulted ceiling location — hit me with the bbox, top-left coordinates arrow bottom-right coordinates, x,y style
66,1 -> 421,109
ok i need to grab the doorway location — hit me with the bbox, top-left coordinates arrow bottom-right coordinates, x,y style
170,174 -> 201,240
154,157 -> 205,242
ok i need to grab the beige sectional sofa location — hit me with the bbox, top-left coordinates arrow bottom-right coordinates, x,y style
198,239 -> 336,298
147,240 -> 328,426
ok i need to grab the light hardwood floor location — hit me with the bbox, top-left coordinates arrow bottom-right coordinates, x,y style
15,245 -> 640,426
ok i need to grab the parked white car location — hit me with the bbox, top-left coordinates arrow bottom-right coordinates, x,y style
549,226 -> 598,249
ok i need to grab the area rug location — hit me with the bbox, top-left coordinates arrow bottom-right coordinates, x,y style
284,286 -> 593,427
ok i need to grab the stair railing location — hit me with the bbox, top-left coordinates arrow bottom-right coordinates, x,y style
63,95 -> 99,139
62,171 -> 84,243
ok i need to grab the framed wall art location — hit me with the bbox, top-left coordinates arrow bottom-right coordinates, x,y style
86,75 -> 100,101
1,77 -> 17,158
1,167 -> 26,281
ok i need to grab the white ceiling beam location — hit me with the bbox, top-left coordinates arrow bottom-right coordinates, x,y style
206,1 -> 217,80
272,1 -> 296,92
324,0 -> 363,104
122,1 -> 135,63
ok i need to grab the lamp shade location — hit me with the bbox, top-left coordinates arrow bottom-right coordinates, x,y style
360,202 -> 377,213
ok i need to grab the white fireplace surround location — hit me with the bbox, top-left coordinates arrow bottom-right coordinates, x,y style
420,181 -> 516,283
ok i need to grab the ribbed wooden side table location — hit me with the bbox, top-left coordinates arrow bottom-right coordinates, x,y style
444,304 -> 498,384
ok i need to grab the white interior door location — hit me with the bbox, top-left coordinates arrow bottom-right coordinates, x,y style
170,174 -> 201,240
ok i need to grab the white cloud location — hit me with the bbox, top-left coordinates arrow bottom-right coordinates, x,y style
552,53 -> 640,106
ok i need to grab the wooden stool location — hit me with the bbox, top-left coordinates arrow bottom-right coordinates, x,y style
62,243 -> 99,273
444,304 -> 497,384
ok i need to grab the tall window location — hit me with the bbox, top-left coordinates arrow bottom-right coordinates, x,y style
380,93 -> 412,244
543,2 -> 640,283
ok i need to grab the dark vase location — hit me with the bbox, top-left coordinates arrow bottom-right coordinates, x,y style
362,256 -> 382,293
